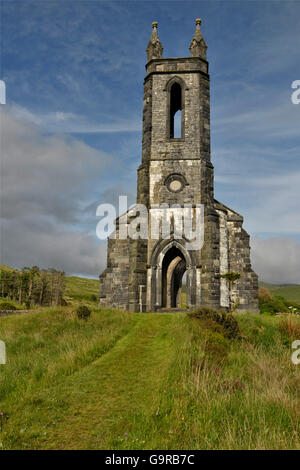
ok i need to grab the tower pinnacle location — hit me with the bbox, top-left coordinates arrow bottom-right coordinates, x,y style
189,18 -> 207,59
146,21 -> 163,62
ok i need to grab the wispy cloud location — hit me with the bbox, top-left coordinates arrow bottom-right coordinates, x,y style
9,103 -> 141,134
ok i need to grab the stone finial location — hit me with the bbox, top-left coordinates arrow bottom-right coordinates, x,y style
189,18 -> 207,59
146,21 -> 163,62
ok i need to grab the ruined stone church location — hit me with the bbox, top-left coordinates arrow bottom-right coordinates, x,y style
99,20 -> 258,313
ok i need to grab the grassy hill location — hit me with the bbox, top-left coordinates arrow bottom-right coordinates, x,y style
0,307 -> 300,450
65,275 -> 99,304
260,282 -> 300,303
0,264 -> 17,273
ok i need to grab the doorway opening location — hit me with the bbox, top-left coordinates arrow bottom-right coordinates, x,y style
161,246 -> 186,308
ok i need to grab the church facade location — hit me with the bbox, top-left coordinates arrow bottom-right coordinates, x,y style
99,20 -> 258,313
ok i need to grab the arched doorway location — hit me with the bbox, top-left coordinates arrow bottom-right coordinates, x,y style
162,246 -> 186,308
147,239 -> 197,311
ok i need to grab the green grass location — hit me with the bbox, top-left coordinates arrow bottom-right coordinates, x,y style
64,276 -> 99,305
0,307 -> 300,449
0,265 -> 16,273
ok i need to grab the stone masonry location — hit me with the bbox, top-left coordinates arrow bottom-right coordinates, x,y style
99,20 -> 259,313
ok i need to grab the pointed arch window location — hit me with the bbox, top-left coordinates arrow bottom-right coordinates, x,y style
166,77 -> 186,140
170,82 -> 182,138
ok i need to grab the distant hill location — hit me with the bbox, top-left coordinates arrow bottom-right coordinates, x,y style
0,264 -> 17,272
259,282 -> 300,303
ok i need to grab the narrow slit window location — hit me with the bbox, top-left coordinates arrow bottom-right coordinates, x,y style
170,82 -> 182,138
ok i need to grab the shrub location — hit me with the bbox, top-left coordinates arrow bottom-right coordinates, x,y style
90,294 -> 97,302
203,329 -> 230,348
221,313 -> 241,339
259,291 -> 300,315
0,302 -> 16,311
258,286 -> 271,298
188,307 -> 240,339
76,305 -> 91,320
189,306 -> 218,318
205,342 -> 228,363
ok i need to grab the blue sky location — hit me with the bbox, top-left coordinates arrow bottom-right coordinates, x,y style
1,0 -> 300,282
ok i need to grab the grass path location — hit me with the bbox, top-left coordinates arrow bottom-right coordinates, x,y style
1,309 -> 300,450
4,314 -> 179,449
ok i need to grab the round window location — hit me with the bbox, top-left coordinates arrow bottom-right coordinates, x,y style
165,174 -> 187,193
169,179 -> 183,192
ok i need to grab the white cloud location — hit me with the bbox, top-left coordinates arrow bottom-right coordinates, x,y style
1,216 -> 107,276
9,103 -> 141,134
0,106 -> 115,275
215,164 -> 300,235
251,237 -> 300,284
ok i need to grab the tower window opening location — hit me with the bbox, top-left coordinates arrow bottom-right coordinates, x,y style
173,110 -> 182,138
170,82 -> 182,139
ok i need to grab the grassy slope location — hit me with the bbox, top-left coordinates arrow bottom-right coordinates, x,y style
64,276 -> 99,304
0,265 -> 16,273
260,282 -> 300,304
0,308 -> 300,450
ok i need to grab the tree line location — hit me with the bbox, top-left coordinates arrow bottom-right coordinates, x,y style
0,267 -> 65,307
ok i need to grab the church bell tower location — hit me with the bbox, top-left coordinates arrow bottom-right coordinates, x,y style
99,20 -> 259,313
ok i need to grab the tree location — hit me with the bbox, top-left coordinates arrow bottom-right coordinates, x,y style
49,268 -> 57,305
28,266 -> 39,301
10,271 -> 19,301
220,272 -> 241,314
38,270 -> 49,305
0,270 -> 7,298
0,266 -> 65,307
54,271 -> 65,306
18,268 -> 30,304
